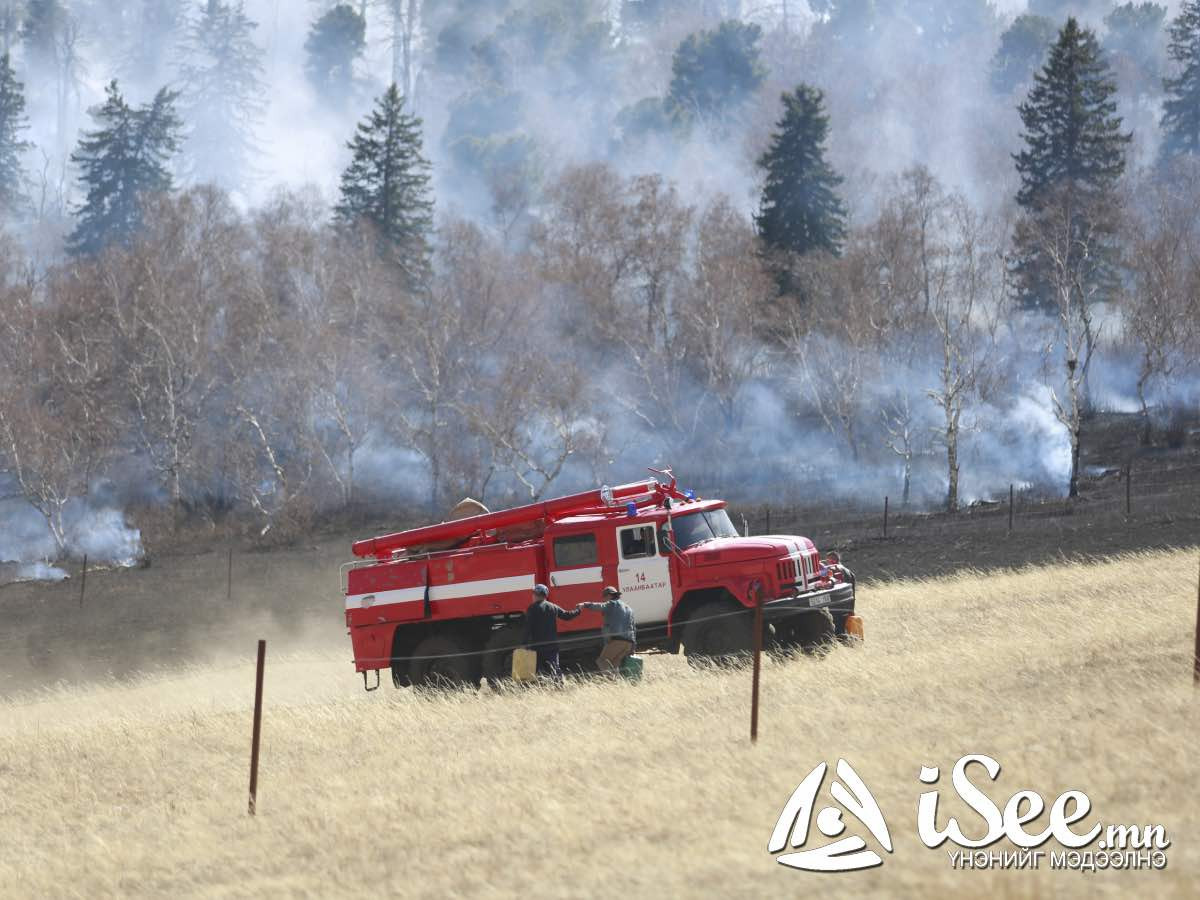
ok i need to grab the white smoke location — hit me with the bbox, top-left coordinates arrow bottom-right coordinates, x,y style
14,561 -> 68,582
69,507 -> 143,568
0,496 -> 143,582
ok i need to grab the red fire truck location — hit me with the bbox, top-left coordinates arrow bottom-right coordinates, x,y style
343,472 -> 861,689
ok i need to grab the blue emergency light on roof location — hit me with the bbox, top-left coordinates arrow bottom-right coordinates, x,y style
684,489 -> 695,500
626,501 -> 638,517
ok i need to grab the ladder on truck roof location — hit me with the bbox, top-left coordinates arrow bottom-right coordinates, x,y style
352,479 -> 673,560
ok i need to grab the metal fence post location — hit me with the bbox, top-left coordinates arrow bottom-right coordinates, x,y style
1126,464 -> 1132,516
1193,556 -> 1199,688
249,639 -> 266,815
750,581 -> 763,744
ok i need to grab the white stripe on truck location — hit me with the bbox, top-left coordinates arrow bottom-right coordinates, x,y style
345,573 -> 536,610
549,566 -> 603,586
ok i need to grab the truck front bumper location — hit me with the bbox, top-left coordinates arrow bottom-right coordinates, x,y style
764,581 -> 856,624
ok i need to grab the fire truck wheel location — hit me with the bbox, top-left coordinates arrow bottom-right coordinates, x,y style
481,624 -> 525,688
408,634 -> 481,688
683,600 -> 753,665
786,608 -> 836,653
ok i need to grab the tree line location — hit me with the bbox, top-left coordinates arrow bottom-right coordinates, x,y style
0,6 -> 1199,559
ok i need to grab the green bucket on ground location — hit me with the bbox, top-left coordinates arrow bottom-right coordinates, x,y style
619,654 -> 643,681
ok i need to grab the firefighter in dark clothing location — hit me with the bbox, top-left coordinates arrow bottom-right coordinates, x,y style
523,583 -> 581,680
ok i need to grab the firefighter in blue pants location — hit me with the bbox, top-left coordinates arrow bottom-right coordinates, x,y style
523,583 -> 580,681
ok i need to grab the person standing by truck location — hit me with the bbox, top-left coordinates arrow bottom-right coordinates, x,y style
580,586 -> 636,675
523,583 -> 581,681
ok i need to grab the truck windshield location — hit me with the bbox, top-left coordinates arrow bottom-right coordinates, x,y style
666,509 -> 739,549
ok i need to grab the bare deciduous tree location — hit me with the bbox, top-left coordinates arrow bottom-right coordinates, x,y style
396,219 -> 522,512
1120,170 -> 1200,442
1031,188 -> 1109,499
301,232 -> 396,506
925,197 -> 1005,512
879,392 -> 919,507
459,357 -> 604,502
0,276 -> 113,554
787,243 -> 883,461
677,195 -> 767,427
99,189 -> 240,510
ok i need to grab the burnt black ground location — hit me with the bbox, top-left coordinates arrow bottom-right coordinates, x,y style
729,410 -> 1200,580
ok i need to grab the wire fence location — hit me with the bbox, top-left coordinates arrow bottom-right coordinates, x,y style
17,456 -> 1193,694
723,460 -> 1200,541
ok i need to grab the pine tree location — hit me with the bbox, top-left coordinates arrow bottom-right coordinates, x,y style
666,21 -> 764,126
1012,18 -> 1130,310
1105,4 -> 1167,63
990,14 -> 1056,94
177,0 -> 264,191
68,81 -> 183,257
620,0 -> 688,34
1161,0 -> 1200,162
0,51 -> 29,210
20,0 -> 63,70
1,2 -> 22,56
335,84 -> 433,282
129,0 -> 186,84
304,4 -> 365,102
755,85 -> 847,260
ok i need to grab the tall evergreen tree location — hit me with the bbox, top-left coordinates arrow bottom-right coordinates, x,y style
20,0 -> 63,70
621,0 -> 688,34
68,81 -> 183,257
0,51 -> 29,210
1105,4 -> 1166,64
304,4 -> 365,102
1104,3 -> 1167,97
1012,18 -> 1130,310
1,2 -> 21,56
755,85 -> 846,260
177,0 -> 264,191
1160,0 -> 1200,162
129,0 -> 186,83
990,14 -> 1057,94
335,84 -> 433,282
666,21 -> 764,126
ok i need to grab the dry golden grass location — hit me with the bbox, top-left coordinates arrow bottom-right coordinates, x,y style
1,549 -> 1198,898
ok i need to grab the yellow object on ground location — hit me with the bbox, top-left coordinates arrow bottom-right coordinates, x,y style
844,614 -> 865,640
512,648 -> 537,682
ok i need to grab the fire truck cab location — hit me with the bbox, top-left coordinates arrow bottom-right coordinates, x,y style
343,473 -> 860,689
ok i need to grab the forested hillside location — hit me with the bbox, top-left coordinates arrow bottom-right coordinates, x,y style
1,1 -> 1198,571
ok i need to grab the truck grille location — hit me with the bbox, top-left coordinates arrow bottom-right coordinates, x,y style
777,558 -> 798,582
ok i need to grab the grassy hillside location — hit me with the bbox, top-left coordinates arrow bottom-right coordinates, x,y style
1,550 -> 1197,897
